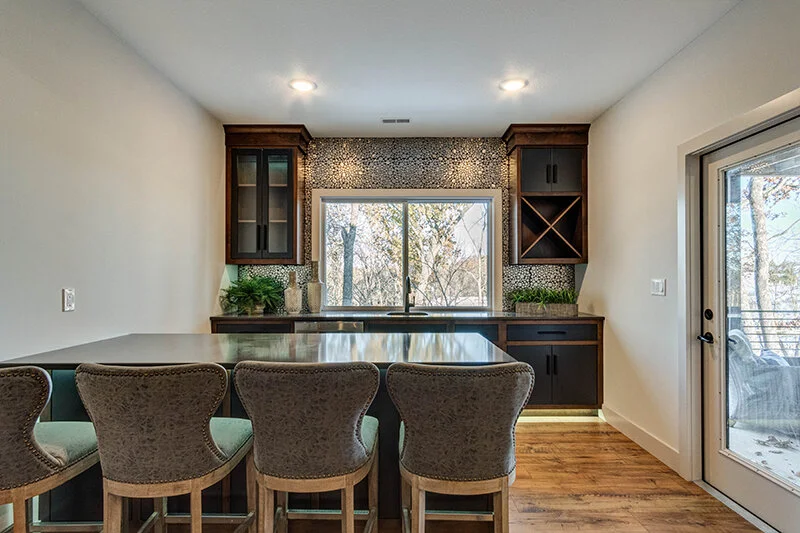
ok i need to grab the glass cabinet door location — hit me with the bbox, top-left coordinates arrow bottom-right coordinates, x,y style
264,150 -> 293,257
232,150 -> 261,257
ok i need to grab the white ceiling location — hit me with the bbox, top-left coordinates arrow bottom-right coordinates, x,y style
78,0 -> 739,137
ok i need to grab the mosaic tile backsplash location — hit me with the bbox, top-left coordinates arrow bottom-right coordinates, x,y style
240,137 -> 575,311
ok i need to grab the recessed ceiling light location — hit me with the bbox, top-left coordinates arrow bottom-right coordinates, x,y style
499,78 -> 528,92
289,79 -> 317,92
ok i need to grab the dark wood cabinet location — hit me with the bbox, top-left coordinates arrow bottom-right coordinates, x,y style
505,345 -> 552,405
505,124 -> 589,264
520,147 -> 583,193
551,345 -> 598,405
225,125 -> 311,265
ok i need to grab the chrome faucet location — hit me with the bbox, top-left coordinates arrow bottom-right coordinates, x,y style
403,276 -> 415,313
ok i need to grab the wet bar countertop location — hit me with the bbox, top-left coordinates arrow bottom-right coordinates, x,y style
210,311 -> 604,321
1,333 -> 515,369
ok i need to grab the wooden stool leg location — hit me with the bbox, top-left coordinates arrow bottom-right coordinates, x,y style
153,498 -> 167,533
12,496 -> 27,533
341,485 -> 354,533
104,490 -> 124,533
190,490 -> 202,533
276,492 -> 287,533
410,482 -> 425,533
261,486 -> 274,533
368,445 -> 379,533
246,454 -> 257,533
493,477 -> 509,533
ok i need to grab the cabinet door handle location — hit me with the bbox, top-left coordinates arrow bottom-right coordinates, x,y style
546,354 -> 550,375
546,164 -> 551,183
553,354 -> 558,375
553,164 -> 558,183
256,225 -> 262,251
538,330 -> 567,335
262,224 -> 268,251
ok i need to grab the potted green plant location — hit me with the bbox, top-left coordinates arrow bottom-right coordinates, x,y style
220,276 -> 284,315
507,287 -> 579,317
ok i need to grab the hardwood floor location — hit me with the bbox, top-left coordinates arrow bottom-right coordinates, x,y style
282,420 -> 759,532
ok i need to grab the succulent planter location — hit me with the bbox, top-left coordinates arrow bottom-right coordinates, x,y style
515,302 -> 578,317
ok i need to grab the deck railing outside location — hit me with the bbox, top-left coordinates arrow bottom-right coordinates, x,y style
731,309 -> 800,359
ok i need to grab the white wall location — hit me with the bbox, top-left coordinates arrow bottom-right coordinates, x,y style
580,0 -> 800,466
0,0 -> 225,360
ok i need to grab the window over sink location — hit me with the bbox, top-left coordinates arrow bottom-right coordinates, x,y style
312,190 -> 502,310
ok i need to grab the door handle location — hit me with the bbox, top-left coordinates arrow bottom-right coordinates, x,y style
256,225 -> 261,251
697,332 -> 715,344
546,164 -> 551,184
553,354 -> 558,375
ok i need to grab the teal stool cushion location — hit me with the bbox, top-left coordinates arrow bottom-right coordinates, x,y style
361,415 -> 379,454
210,417 -> 253,458
34,421 -> 98,467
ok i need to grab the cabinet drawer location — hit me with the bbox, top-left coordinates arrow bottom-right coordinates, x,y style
507,323 -> 597,341
214,322 -> 293,333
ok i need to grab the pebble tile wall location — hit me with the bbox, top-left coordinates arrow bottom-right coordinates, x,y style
241,137 -> 574,311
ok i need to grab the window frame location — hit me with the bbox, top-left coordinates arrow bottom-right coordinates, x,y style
312,189 -> 503,311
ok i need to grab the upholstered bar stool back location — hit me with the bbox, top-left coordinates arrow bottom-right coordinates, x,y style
75,363 -> 231,483
387,362 -> 533,533
1,367 -> 99,533
234,361 -> 381,533
75,363 -> 254,533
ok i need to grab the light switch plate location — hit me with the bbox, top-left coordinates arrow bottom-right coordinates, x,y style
62,288 -> 75,312
650,279 -> 666,296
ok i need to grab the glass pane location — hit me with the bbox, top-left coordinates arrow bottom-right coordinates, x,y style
408,201 -> 489,307
324,202 -> 403,306
724,142 -> 800,489
268,154 -> 289,186
236,155 -> 258,185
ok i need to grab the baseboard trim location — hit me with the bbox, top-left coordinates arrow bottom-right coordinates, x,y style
601,405 -> 681,472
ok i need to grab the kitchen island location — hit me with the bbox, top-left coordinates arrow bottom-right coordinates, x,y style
2,333 -> 515,524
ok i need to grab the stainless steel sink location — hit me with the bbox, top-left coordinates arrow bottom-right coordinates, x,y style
386,311 -> 429,316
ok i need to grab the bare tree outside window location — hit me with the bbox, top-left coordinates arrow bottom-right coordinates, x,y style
323,199 -> 491,308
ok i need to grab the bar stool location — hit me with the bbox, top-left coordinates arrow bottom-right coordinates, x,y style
233,361 -> 380,533
386,362 -> 533,533
75,363 -> 255,533
1,367 -> 99,533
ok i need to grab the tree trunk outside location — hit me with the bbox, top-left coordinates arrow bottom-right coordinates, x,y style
748,177 -> 775,349
341,205 -> 358,306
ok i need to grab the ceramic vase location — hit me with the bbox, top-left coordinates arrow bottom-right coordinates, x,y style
284,271 -> 302,315
307,261 -> 325,313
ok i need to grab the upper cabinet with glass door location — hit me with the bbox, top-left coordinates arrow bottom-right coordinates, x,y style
225,125 -> 312,264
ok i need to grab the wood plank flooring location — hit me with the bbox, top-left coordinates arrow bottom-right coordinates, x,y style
282,421 -> 759,532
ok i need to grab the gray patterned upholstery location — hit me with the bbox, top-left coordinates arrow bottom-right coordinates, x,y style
387,362 -> 533,481
1,366 -> 98,490
76,363 -> 252,484
234,361 -> 379,479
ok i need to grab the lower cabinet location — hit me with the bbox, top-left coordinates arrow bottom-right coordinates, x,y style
507,344 -> 599,408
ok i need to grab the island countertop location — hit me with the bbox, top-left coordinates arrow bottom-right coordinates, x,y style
1,332 -> 515,369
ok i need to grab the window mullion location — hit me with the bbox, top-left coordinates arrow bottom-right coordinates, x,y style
402,201 -> 409,289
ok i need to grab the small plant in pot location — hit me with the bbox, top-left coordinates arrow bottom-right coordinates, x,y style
220,276 -> 284,315
508,287 -> 579,317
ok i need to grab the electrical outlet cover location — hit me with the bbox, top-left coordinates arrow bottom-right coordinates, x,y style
62,288 -> 75,312
650,279 -> 666,297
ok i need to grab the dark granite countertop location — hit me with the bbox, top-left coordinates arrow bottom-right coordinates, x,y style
1,333 -> 515,369
211,311 -> 604,321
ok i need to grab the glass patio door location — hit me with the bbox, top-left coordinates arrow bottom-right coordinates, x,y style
702,116 -> 800,532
